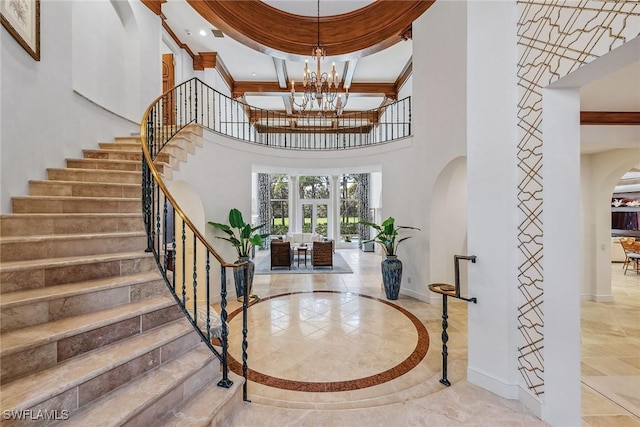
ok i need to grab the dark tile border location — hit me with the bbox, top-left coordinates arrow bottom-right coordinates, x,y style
227,290 -> 430,392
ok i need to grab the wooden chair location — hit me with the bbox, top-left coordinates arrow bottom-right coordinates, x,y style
311,240 -> 333,269
270,241 -> 292,270
619,237 -> 640,275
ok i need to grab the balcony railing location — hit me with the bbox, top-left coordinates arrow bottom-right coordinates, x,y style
158,78 -> 411,149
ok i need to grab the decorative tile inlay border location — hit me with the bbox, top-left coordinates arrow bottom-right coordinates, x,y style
226,290 -> 430,392
516,1 -> 640,396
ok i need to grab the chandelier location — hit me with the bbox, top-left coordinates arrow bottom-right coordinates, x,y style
290,0 -> 349,116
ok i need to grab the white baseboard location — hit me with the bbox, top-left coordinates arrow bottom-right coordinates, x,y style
400,288 -> 436,304
467,367 -> 519,399
468,368 -> 544,419
518,387 -> 542,419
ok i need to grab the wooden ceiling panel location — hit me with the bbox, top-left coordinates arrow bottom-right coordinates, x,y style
187,0 -> 434,60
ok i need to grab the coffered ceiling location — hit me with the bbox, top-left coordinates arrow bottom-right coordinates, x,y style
160,0 -> 430,113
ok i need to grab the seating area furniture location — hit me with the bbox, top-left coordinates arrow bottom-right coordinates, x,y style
284,232 -> 321,246
294,245 -> 309,267
619,237 -> 640,275
271,241 -> 292,270
311,240 -> 333,269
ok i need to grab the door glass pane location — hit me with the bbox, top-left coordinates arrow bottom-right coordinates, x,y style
316,204 -> 328,237
302,203 -> 313,233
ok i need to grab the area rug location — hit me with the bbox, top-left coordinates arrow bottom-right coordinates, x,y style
254,251 -> 353,275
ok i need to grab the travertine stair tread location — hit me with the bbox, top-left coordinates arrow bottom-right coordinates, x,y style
66,157 -> 140,165
0,319 -> 194,411
0,230 -> 146,244
0,212 -> 142,219
99,142 -> 141,150
47,167 -> 141,176
0,295 -> 174,357
0,250 -> 153,273
0,271 -> 163,308
29,179 -> 141,188
63,346 -> 216,427
11,195 -> 141,202
157,374 -> 243,427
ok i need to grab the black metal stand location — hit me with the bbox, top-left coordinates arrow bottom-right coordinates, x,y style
428,254 -> 477,387
440,293 -> 451,386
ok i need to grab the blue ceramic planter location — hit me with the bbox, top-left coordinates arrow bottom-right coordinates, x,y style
233,257 -> 255,299
381,255 -> 402,300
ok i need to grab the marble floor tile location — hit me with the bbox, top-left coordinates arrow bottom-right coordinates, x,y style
220,250 -> 639,425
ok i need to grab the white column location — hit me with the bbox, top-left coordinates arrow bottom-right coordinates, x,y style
542,87 -> 581,426
466,0 -> 520,401
330,175 -> 340,242
289,175 -> 299,233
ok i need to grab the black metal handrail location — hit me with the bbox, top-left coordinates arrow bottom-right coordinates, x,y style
140,80 -> 252,400
149,78 -> 410,150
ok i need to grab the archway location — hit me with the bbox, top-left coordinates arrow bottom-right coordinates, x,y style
429,156 -> 468,295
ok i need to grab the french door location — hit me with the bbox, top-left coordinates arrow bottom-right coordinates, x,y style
299,200 -> 328,236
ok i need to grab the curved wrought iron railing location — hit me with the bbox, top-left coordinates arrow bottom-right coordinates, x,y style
140,82 -> 252,401
157,78 -> 410,150
140,78 -> 412,403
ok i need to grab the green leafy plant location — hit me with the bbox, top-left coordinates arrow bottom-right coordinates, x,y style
359,216 -> 420,256
208,208 -> 269,258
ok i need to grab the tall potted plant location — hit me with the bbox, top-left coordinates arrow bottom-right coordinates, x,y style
208,208 -> 268,300
359,216 -> 420,300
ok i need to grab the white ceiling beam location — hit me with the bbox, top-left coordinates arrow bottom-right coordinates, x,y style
273,57 -> 289,89
342,59 -> 358,89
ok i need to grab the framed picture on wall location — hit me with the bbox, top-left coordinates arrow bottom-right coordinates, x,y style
1,0 -> 40,61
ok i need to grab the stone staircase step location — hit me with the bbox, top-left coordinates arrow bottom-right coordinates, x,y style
0,319 -> 198,420
0,213 -> 144,237
0,295 -> 181,383
29,180 -> 140,198
11,195 -> 140,214
0,251 -> 157,293
157,375 -> 244,427
47,168 -> 141,184
63,346 -> 220,427
0,230 -> 147,262
0,271 -> 166,332
114,136 -> 143,144
82,149 -> 172,164
83,149 -> 144,162
98,141 -> 141,151
66,158 -> 142,172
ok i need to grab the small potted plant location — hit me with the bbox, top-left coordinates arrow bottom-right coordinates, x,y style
208,208 -> 269,300
359,216 -> 420,300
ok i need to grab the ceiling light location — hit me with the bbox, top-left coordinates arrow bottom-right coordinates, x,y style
199,29 -> 207,37
290,0 -> 349,116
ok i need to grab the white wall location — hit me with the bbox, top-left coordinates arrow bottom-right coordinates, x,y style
1,0 -> 161,212
407,0 -> 468,302
429,156 -> 468,289
466,0 -> 520,404
581,149 -> 640,301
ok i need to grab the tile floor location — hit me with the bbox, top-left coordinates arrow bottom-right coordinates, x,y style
220,249 -> 639,426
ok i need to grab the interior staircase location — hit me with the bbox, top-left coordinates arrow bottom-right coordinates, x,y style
0,128 -> 243,426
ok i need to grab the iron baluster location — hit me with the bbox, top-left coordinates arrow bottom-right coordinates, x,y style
206,252 -> 211,341
192,235 -> 197,324
217,267 -> 233,388
181,220 -> 186,306
242,262 -> 250,402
